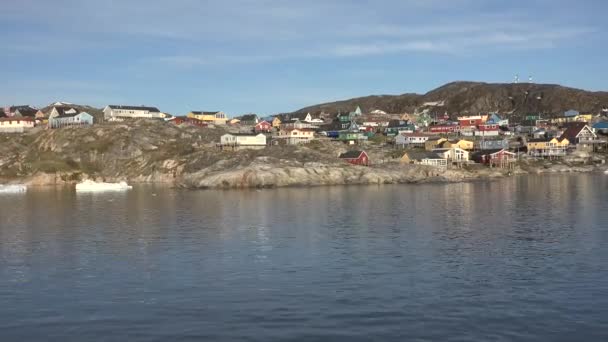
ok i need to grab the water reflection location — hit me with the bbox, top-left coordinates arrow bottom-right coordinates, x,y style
1,175 -> 608,341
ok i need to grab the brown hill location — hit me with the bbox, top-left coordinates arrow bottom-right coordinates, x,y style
294,81 -> 608,120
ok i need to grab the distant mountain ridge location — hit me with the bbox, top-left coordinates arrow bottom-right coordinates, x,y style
294,81 -> 608,119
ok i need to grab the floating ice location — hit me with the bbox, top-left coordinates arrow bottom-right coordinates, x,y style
75,180 -> 133,192
0,184 -> 27,194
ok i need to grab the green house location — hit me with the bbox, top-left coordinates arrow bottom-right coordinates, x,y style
339,131 -> 367,142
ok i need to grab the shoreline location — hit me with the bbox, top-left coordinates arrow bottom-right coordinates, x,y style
2,162 -> 605,190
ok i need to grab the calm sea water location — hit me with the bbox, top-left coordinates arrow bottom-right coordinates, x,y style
1,175 -> 608,341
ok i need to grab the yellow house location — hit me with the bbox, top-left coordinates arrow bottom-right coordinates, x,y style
229,118 -> 241,125
187,111 -> 227,125
576,114 -> 594,122
272,117 -> 282,128
527,137 -> 570,157
441,139 -> 474,150
425,137 -> 447,151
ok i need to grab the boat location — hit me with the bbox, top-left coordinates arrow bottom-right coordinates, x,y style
0,184 -> 27,194
75,180 -> 133,192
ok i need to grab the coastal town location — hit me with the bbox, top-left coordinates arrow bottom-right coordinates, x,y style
2,101 -> 607,175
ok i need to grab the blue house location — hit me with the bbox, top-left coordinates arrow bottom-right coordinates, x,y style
49,110 -> 94,128
592,121 -> 608,133
486,113 -> 508,126
478,139 -> 510,150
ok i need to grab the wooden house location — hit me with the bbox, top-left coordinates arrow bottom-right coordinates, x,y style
272,117 -> 282,128
254,120 -> 272,133
48,110 -> 94,129
400,151 -> 447,168
425,137 -> 448,151
526,137 -> 569,157
559,122 -> 597,146
339,150 -> 370,166
471,149 -> 516,167
187,111 -> 227,125
0,117 -> 35,133
432,147 -> 469,162
439,139 -> 474,150
395,133 -> 432,147
275,128 -> 315,145
219,133 -> 267,150
104,105 -> 163,121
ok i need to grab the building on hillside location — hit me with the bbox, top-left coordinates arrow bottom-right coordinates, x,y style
385,120 -> 415,136
471,149 -> 516,167
338,131 -> 368,144
104,105 -> 163,121
254,120 -> 272,133
432,147 -> 469,162
281,118 -> 314,130
476,124 -> 501,137
564,109 -> 580,117
187,111 -> 227,125
228,118 -> 241,125
0,117 -> 35,133
173,116 -> 208,127
425,137 -> 448,151
219,133 -> 267,150
486,113 -> 509,126
526,137 -> 570,158
238,114 -> 259,125
274,128 -> 315,145
272,117 -> 282,128
458,115 -> 486,127
559,122 -> 599,151
592,121 -> 608,134
478,139 -> 510,150
3,105 -> 38,118
339,150 -> 370,166
439,139 -> 474,150
48,110 -> 94,129
429,124 -> 460,134
400,151 -> 447,168
395,133 -> 432,147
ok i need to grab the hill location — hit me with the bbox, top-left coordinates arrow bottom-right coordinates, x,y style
294,81 -> 608,119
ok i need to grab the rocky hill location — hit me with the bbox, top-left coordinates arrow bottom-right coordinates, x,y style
295,81 -> 608,120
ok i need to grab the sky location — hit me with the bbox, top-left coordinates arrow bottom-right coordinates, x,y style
0,0 -> 606,116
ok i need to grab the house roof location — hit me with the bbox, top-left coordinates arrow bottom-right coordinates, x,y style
593,122 -> 608,129
109,105 -> 160,112
56,111 -> 90,119
339,150 -> 366,159
14,107 -> 38,117
0,110 -> 6,118
8,105 -> 36,112
402,133 -> 430,138
405,151 -> 442,160
225,133 -> 263,136
426,137 -> 445,142
190,110 -> 220,115
388,119 -> 409,127
560,122 -> 593,142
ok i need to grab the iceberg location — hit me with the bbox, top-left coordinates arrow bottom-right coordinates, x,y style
0,184 -> 27,194
75,180 -> 133,192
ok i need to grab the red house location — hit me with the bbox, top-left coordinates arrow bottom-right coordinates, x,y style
429,124 -> 460,134
339,150 -> 370,166
471,149 -> 516,166
458,115 -> 485,127
172,116 -> 208,127
255,120 -> 272,133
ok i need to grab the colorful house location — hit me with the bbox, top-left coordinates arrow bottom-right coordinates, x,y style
476,124 -> 501,137
439,139 -> 474,150
395,133 -> 432,146
3,105 -> 38,118
275,128 -> 315,145
432,147 -> 469,162
478,139 -> 510,150
104,105 -> 163,121
526,137 -> 570,157
559,122 -> 598,150
0,117 -> 35,133
48,111 -> 94,129
485,113 -> 509,126
339,150 -> 370,166
338,131 -> 367,144
425,137 -> 448,151
272,117 -> 282,128
458,115 -> 486,127
173,116 -> 208,127
400,151 -> 447,168
429,124 -> 459,134
385,120 -> 415,136
219,133 -> 267,150
254,120 -> 272,133
471,149 -> 516,167
592,121 -> 608,134
187,111 -> 227,125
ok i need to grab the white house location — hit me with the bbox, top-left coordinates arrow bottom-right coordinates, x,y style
103,105 -> 163,121
281,119 -> 315,130
220,133 -> 267,150
395,133 -> 432,146
432,147 -> 470,162
275,128 -> 315,145
0,117 -> 35,133
48,110 -> 94,129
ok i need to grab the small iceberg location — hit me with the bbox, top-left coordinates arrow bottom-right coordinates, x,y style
75,180 -> 133,192
0,184 -> 27,194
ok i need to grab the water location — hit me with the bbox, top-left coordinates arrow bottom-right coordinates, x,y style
1,175 -> 608,341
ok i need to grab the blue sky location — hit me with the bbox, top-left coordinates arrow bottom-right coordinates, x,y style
1,0 -> 606,116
